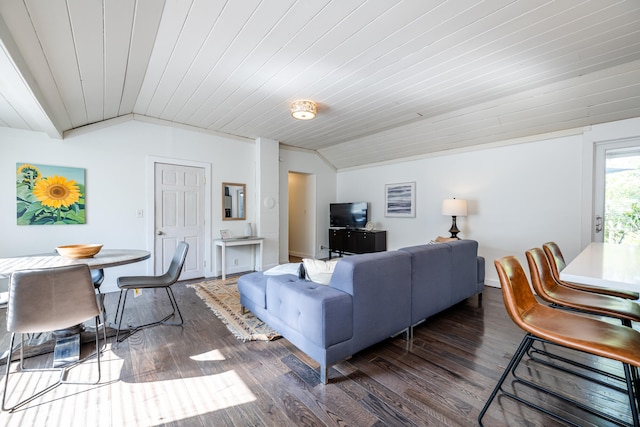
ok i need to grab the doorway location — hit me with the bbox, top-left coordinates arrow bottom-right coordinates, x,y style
288,172 -> 316,260
594,138 -> 640,243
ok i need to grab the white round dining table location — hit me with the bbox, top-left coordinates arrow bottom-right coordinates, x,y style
0,249 -> 151,278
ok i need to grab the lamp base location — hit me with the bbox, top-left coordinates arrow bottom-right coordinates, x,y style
448,216 -> 460,239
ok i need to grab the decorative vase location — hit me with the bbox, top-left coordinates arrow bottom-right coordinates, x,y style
244,223 -> 252,237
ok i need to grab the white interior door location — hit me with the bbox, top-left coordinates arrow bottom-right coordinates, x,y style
155,163 -> 205,279
593,138 -> 640,243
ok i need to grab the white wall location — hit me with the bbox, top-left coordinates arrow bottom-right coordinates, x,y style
255,138 -> 281,270
334,118 -> 640,287
336,136 -> 583,287
1,119 -> 256,292
4,114 -> 640,291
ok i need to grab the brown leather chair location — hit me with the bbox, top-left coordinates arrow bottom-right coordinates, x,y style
479,256 -> 640,426
526,247 -> 640,327
543,241 -> 639,300
2,264 -> 102,412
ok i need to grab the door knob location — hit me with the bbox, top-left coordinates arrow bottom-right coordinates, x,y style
157,230 -> 164,235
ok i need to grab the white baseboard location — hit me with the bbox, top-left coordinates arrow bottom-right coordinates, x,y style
484,279 -> 500,288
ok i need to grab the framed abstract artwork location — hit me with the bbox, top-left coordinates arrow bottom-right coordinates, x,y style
16,163 -> 86,225
385,182 -> 416,217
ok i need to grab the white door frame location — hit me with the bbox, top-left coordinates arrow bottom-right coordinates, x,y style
593,136 -> 640,243
147,156 -> 212,277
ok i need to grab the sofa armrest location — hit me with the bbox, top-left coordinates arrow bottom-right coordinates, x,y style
477,256 -> 485,285
266,276 -> 353,348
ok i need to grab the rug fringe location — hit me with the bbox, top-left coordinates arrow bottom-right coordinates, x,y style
187,280 -> 281,342
201,299 -> 250,342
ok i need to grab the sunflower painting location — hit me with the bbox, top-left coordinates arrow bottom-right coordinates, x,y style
16,163 -> 86,225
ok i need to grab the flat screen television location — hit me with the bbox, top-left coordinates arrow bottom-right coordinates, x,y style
330,202 -> 368,229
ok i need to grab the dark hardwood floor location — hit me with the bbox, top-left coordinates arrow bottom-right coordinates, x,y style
0,278 -> 636,426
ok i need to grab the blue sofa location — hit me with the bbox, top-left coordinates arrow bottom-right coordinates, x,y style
238,239 -> 484,383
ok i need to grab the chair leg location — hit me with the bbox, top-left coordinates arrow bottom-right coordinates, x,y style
114,289 -> 129,343
87,290 -> 108,349
2,333 -> 17,412
480,333 -> 640,427
2,334 -> 60,412
478,333 -> 533,426
527,342 -> 629,394
527,316 -> 640,405
115,286 -> 184,343
623,363 -> 640,426
2,316 -> 102,412
165,287 -> 184,326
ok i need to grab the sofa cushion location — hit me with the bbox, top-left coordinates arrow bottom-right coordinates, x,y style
329,251 -> 412,350
266,275 -> 352,348
237,272 -> 270,310
448,240 -> 482,303
399,239 -> 483,325
398,243 -> 453,324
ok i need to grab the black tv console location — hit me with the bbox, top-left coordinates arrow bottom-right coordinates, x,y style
328,228 -> 387,258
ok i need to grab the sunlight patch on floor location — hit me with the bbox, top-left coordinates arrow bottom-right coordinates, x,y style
112,370 -> 256,425
189,349 -> 226,361
184,369 -> 256,412
1,344 -> 257,426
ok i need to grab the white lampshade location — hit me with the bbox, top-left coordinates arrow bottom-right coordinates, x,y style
442,198 -> 467,217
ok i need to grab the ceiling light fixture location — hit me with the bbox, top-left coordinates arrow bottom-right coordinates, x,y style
290,99 -> 317,120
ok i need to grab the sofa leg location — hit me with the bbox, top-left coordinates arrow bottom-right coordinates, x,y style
241,305 -> 247,315
478,292 -> 483,306
405,327 -> 413,340
320,365 -> 328,384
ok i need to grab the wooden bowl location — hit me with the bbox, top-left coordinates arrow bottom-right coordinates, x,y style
56,244 -> 103,258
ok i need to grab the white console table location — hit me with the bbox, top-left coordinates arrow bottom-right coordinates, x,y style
214,237 -> 264,280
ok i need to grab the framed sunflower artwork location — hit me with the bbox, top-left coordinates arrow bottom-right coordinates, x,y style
16,163 -> 86,225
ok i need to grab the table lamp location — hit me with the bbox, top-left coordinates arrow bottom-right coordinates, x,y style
442,198 -> 467,239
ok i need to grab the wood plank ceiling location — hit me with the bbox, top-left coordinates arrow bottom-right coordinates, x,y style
0,0 -> 639,170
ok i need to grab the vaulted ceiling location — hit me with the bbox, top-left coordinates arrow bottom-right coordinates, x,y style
1,1 -> 639,169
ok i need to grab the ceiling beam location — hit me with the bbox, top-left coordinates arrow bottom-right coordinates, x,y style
0,14 -> 62,139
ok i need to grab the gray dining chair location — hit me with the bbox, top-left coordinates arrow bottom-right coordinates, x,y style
2,264 -> 102,412
54,247 -> 107,323
113,241 -> 189,342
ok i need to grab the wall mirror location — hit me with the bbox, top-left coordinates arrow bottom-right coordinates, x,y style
222,183 -> 246,220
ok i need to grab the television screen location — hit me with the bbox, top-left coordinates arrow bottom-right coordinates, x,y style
330,202 -> 368,228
